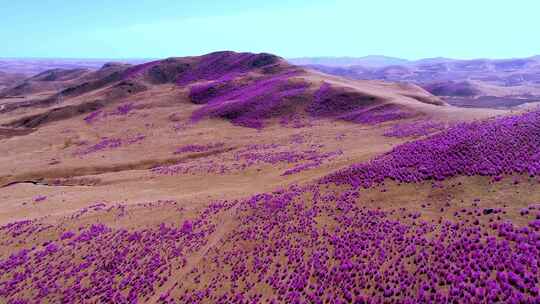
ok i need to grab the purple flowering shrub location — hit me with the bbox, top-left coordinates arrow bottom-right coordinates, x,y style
118,53 -> 429,129
83,110 -> 103,124
289,133 -> 307,145
187,78 -> 422,128
232,148 -> 343,176
83,103 -> 137,125
33,196 -> 47,203
384,120 -> 448,138
323,109 -> 540,188
236,150 -> 319,165
173,142 -> 225,154
151,159 -> 235,175
153,144 -> 342,176
280,150 -> 343,176
233,146 -> 341,171
113,103 -> 135,115
279,113 -> 313,128
74,134 -> 145,156
75,137 -> 121,155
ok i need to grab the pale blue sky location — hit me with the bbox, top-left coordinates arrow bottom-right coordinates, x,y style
1,0 -> 538,59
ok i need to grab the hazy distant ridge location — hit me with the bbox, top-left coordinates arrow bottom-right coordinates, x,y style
288,55 -> 410,67
289,55 -> 540,68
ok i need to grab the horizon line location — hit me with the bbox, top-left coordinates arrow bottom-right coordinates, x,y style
1,53 -> 539,62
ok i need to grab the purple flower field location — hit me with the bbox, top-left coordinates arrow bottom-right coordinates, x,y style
190,71 -> 309,129
383,120 -> 448,138
323,109 -> 540,187
2,176 -> 539,303
4,103 -> 540,302
152,143 -> 343,177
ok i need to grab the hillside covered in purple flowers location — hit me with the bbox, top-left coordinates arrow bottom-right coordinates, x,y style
0,51 -> 538,303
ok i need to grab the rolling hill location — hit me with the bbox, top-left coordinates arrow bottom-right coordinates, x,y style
0,71 -> 26,92
298,56 -> 540,109
1,51 -> 538,303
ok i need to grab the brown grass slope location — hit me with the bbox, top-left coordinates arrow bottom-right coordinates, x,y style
0,51 -> 504,223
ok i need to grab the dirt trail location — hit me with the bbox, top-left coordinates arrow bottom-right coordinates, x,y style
0,148 -> 234,187
148,203 -> 240,303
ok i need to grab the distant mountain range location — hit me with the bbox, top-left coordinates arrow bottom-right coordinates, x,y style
288,55 -> 540,68
290,55 -> 540,108
287,55 -> 410,68
0,58 -> 152,76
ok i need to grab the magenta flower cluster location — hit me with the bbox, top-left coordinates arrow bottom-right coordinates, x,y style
74,134 -> 145,156
173,142 -> 224,155
384,120 -> 448,138
151,159 -> 234,176
152,144 -> 342,177
83,110 -> 103,124
83,103 -> 137,125
235,146 -> 342,174
279,114 -> 313,128
33,196 -> 47,203
114,103 -> 135,115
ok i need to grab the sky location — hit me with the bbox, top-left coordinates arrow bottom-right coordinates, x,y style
1,0 -> 539,60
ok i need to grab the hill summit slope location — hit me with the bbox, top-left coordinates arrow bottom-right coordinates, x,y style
1,51 -> 456,132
